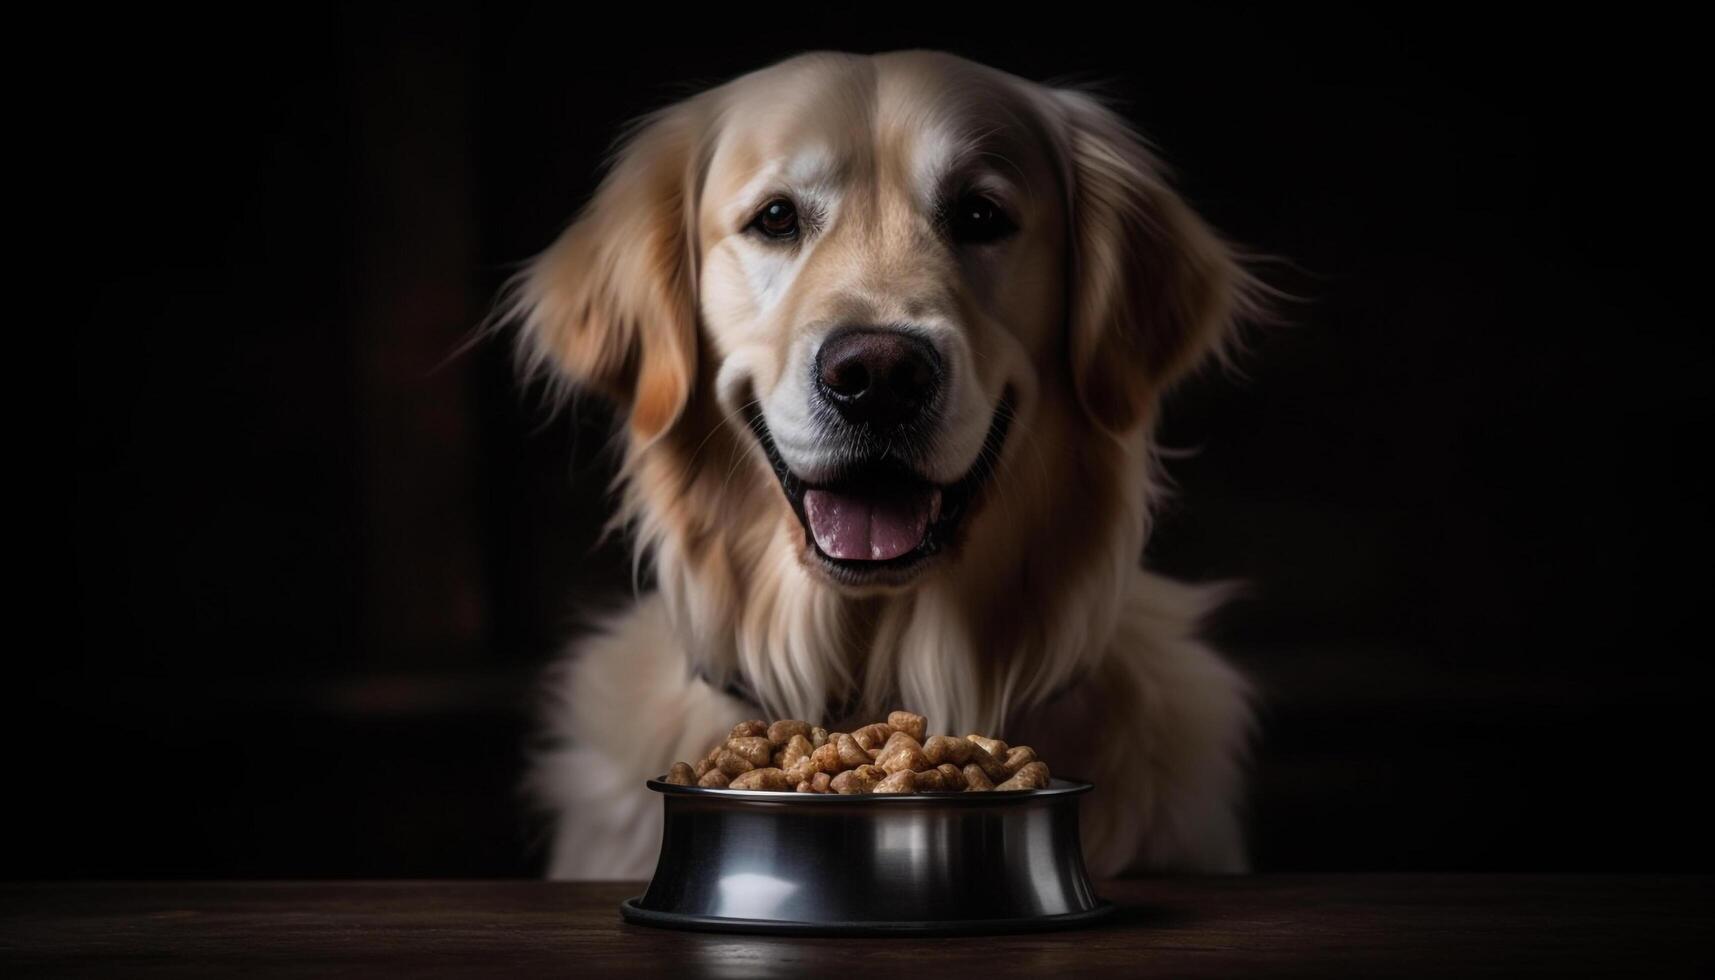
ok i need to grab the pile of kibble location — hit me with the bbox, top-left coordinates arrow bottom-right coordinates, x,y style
662,710 -> 1051,793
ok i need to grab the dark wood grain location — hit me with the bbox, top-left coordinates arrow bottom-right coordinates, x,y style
3,877 -> 1709,978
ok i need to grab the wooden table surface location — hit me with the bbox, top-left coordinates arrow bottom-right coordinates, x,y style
3,877 -> 1709,977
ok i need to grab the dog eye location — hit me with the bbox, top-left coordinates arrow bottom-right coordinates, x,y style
946,193 -> 1016,245
750,198 -> 800,241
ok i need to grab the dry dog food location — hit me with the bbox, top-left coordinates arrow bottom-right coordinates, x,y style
662,710 -> 1052,793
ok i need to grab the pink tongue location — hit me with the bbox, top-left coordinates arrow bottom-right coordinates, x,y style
804,487 -> 941,561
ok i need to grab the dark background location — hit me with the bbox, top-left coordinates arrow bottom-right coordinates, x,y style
40,7 -> 1709,877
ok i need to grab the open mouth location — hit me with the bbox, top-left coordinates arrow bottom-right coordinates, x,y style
746,395 -> 1014,585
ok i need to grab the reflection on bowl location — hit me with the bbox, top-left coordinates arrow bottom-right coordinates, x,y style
622,777 -> 1113,936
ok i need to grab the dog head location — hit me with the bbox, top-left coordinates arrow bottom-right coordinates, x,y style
508,52 -> 1259,603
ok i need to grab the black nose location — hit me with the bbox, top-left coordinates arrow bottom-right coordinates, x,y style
815,328 -> 941,427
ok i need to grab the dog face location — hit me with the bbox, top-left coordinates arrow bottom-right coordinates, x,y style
510,51 -> 1254,598
695,54 -> 1068,589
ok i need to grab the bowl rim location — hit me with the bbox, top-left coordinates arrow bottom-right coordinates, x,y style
646,775 -> 1091,803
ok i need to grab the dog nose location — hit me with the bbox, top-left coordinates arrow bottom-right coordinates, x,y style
815,329 -> 941,427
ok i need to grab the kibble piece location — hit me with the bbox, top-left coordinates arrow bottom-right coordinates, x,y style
699,770 -> 731,788
730,768 -> 794,791
996,761 -> 1051,790
831,764 -> 886,794
962,763 -> 994,791
833,733 -> 871,770
795,780 -> 814,793
665,762 -> 696,785
779,733 -> 814,769
936,763 -> 967,792
693,757 -> 716,779
875,732 -> 932,774
923,735 -> 975,766
767,719 -> 812,747
874,769 -> 917,794
966,734 -> 1009,760
810,726 -> 829,748
729,720 -> 768,740
967,743 -> 1011,783
887,710 -> 927,743
1002,746 -> 1038,776
810,771 -> 833,793
726,736 -> 774,768
809,741 -> 842,775
914,768 -> 946,792
784,756 -> 819,785
851,723 -> 895,755
716,749 -> 756,778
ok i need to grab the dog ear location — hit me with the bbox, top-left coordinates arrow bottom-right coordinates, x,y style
1054,90 -> 1262,433
507,102 -> 705,442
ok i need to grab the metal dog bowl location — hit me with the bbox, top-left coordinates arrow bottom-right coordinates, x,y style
621,776 -> 1113,935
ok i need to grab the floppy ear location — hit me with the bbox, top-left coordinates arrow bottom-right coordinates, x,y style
507,102 -> 704,442
1054,90 -> 1261,433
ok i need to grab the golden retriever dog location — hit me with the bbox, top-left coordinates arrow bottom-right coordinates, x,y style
505,51 -> 1266,878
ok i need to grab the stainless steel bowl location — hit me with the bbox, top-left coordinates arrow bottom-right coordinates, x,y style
621,777 -> 1113,935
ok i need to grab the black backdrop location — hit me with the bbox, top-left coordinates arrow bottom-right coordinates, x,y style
45,6 -> 1710,877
